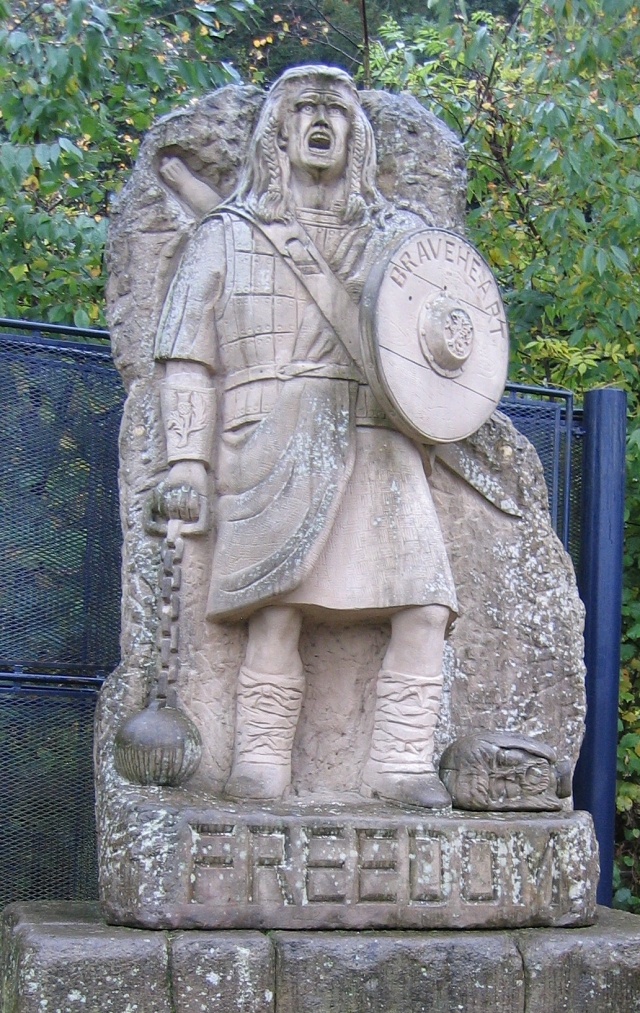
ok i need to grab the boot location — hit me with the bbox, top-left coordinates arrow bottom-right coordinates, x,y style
225,664 -> 305,800
361,668 -> 451,809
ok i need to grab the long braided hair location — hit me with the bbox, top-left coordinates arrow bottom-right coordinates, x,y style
233,65 -> 387,225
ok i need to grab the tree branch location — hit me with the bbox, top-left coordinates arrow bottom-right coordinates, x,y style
302,0 -> 360,49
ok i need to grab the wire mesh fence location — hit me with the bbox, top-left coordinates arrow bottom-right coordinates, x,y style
0,679 -> 99,910
500,383 -> 582,570
0,324 -> 120,908
0,329 -> 123,676
0,325 -> 583,910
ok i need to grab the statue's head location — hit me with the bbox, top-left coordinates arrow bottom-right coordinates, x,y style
234,65 -> 386,224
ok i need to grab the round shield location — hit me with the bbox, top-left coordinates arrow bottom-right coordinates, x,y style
360,228 -> 509,444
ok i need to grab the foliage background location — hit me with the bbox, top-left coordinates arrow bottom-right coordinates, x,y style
1,0 -> 639,906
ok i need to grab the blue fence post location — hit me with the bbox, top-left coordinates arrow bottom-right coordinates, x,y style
573,387 -> 626,906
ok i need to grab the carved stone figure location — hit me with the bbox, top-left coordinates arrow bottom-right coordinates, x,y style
99,68 -> 595,930
147,65 -> 504,810
440,731 -> 573,811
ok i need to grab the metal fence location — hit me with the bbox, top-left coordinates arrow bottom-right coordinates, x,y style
0,323 -> 582,910
0,322 -> 122,910
0,327 -> 123,676
502,382 -> 583,568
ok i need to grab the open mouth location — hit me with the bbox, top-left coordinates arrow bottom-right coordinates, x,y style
308,130 -> 332,152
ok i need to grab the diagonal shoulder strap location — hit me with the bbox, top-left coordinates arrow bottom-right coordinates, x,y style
221,205 -> 362,367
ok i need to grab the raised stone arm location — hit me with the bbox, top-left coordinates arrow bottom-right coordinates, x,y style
159,155 -> 221,218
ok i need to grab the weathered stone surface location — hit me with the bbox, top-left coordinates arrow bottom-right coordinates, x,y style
170,930 -> 275,1013
4,904 -> 640,1013
518,906 -> 640,1012
99,794 -> 597,930
98,72 -> 588,932
0,901 -> 171,1013
360,90 -> 467,233
273,928 -> 525,1013
99,81 -> 585,800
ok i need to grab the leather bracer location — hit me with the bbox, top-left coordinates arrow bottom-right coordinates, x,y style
160,372 -> 216,465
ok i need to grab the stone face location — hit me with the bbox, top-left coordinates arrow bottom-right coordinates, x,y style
0,902 -> 171,1013
273,929 -> 525,1013
99,794 -> 598,930
170,930 -> 275,1013
439,731 -> 573,811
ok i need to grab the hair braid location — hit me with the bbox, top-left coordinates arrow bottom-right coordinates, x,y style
345,114 -> 367,223
255,111 -> 292,222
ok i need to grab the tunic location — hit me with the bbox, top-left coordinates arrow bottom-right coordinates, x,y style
155,203 -> 457,621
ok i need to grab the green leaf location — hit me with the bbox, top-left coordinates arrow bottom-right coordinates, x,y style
610,245 -> 630,272
73,307 -> 91,328
596,248 -> 609,276
58,138 -> 83,161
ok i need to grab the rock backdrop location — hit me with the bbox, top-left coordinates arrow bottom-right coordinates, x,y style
98,84 -> 585,806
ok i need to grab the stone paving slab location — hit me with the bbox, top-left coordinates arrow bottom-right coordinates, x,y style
517,906 -> 640,1013
170,929 -> 275,1013
3,902 -> 640,1013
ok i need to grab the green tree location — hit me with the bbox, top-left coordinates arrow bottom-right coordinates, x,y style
0,0 -> 256,325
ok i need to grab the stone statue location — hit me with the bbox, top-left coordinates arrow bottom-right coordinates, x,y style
100,66 -> 596,930
147,65 -> 508,809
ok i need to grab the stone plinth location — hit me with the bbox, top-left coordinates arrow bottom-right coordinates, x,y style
98,789 -> 598,930
3,903 -> 640,1013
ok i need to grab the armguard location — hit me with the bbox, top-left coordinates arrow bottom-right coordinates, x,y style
160,372 -> 216,465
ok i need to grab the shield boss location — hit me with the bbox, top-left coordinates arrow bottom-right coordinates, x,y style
360,228 -> 509,443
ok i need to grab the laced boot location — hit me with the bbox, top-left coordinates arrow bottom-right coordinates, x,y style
361,668 -> 451,809
225,664 -> 305,800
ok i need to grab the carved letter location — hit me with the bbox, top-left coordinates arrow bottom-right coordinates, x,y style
358,830 -> 399,902
400,250 -> 417,272
190,823 -> 249,905
306,828 -> 348,903
410,833 -> 445,902
461,837 -> 496,902
249,829 -> 295,905
390,264 -> 407,287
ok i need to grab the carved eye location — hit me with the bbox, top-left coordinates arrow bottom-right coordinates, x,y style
328,103 -> 347,116
298,102 -> 316,114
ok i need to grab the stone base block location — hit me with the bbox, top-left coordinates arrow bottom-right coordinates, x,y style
99,789 -> 598,929
0,902 -> 172,1013
3,903 -> 640,1013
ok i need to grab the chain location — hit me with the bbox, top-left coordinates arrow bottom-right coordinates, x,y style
151,526 -> 184,709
